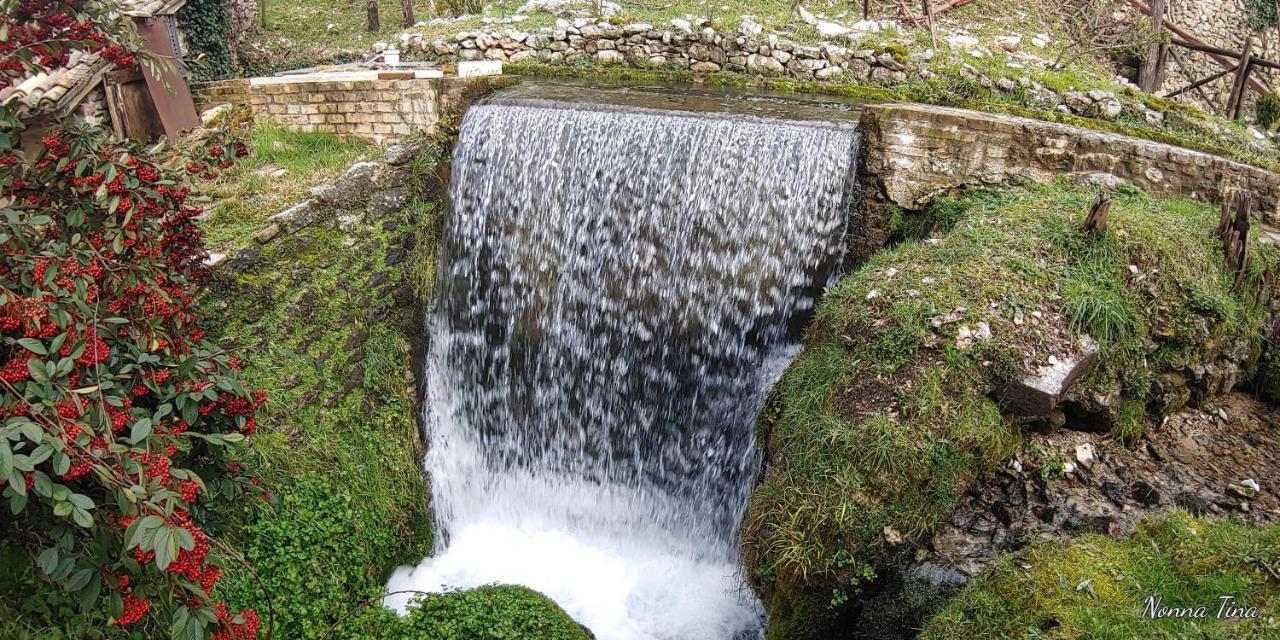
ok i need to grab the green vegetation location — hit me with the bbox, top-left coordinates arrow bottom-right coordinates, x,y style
921,512 -> 1280,639
742,183 -> 1280,638
178,0 -> 237,81
359,585 -> 592,640
195,124 -> 439,637
1256,342 -> 1280,404
200,121 -> 375,252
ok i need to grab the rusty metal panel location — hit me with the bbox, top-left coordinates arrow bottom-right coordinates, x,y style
136,17 -> 199,138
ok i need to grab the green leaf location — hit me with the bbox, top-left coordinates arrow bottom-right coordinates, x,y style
154,527 -> 176,570
129,418 -> 153,444
15,338 -> 47,355
171,607 -> 191,640
19,421 -> 43,443
71,507 -> 92,528
0,440 -> 11,478
185,616 -> 205,640
8,491 -> 27,514
28,443 -> 52,466
69,493 -> 94,510
37,547 -> 58,575
54,501 -> 73,517
78,574 -> 101,611
53,452 -> 70,476
174,527 -> 195,552
66,568 -> 94,591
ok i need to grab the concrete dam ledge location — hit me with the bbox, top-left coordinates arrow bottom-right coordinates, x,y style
193,76 -> 1280,228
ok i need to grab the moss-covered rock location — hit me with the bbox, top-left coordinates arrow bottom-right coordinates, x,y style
920,512 -> 1280,639
742,184 -> 1280,637
368,585 -> 592,640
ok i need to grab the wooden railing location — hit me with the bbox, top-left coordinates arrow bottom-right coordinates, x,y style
1127,0 -> 1276,119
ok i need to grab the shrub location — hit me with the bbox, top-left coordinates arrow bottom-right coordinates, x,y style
389,585 -> 592,640
2,2 -> 262,637
1257,91 -> 1280,130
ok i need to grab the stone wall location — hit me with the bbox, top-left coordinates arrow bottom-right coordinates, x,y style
226,0 -> 257,50
192,76 -> 501,144
406,21 -> 911,82
1158,0 -> 1279,111
859,103 -> 1280,236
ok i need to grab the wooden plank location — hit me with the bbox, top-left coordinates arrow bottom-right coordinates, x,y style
136,17 -> 200,138
1163,65 -> 1234,99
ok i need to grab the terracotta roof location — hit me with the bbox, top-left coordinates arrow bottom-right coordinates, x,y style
121,0 -> 188,17
0,0 -> 187,118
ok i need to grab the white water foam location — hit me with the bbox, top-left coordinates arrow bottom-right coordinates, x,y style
384,521 -> 763,640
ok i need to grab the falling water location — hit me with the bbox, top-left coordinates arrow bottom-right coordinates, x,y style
385,89 -> 860,640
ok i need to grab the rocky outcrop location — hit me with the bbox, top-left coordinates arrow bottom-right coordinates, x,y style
855,392 -> 1280,638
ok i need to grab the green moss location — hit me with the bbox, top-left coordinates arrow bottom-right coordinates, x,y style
743,183 -> 1280,638
198,137 -> 441,637
1256,341 -> 1280,404
921,512 -> 1280,639
349,585 -> 591,640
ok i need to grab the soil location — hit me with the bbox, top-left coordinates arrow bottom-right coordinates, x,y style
917,392 -> 1280,580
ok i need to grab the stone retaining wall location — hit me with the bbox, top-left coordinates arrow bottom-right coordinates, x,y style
192,76 -> 501,144
407,21 -> 910,82
860,103 -> 1280,244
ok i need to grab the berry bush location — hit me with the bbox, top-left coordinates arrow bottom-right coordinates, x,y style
2,2 -> 262,637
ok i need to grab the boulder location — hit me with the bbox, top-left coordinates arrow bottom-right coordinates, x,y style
1000,336 -> 1100,418
747,53 -> 786,76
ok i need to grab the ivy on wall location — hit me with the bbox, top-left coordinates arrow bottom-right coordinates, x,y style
178,0 -> 236,81
1245,0 -> 1280,32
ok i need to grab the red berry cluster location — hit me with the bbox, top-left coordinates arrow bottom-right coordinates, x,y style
2,2 -> 122,84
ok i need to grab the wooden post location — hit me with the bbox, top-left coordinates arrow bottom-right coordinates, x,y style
1138,0 -> 1167,91
1224,195 -> 1252,291
402,0 -> 416,27
367,0 -> 381,32
1218,195 -> 1234,239
258,0 -> 267,29
921,0 -> 936,48
1083,192 -> 1112,233
864,0 -> 870,21
1226,38 -> 1254,119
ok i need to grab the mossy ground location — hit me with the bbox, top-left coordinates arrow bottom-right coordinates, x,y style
198,121 -> 376,253
742,183 -> 1280,637
188,121 -> 449,637
921,512 -> 1280,639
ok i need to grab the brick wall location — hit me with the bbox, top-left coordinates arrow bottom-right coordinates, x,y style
192,79 -> 251,112
246,78 -> 438,144
190,76 -> 505,144
860,103 -> 1280,228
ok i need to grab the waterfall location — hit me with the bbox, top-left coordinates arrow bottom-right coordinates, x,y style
385,88 -> 860,640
